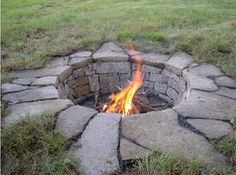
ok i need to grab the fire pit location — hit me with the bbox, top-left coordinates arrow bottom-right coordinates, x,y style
59,44 -> 186,117
2,42 -> 236,175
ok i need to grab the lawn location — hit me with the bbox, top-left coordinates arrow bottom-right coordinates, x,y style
1,0 -> 236,80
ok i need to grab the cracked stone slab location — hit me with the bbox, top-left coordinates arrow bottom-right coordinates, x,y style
10,66 -> 72,82
132,52 -> 170,68
93,42 -> 129,62
174,90 -> 236,120
55,105 -> 98,139
12,78 -> 36,85
2,83 -> 32,94
120,138 -> 150,161
3,86 -> 59,104
215,87 -> 236,99
69,57 -> 93,69
122,109 -> 227,167
183,69 -> 218,91
215,76 -> 236,88
2,99 -> 73,127
187,119 -> 232,139
70,51 -> 92,58
70,113 -> 121,175
187,64 -> 223,77
31,76 -> 59,86
46,56 -> 69,68
165,52 -> 194,75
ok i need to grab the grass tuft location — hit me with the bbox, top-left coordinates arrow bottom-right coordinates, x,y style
1,113 -> 76,175
135,152 -> 202,175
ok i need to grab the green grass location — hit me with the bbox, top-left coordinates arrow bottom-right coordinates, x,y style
214,118 -> 236,167
1,113 -> 76,175
1,0 -> 236,79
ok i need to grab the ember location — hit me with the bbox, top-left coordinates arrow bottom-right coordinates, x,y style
102,44 -> 144,116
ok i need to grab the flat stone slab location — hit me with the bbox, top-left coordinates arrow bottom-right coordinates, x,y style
165,52 -> 194,75
3,86 -> 59,104
12,78 -> 36,85
183,70 -> 218,91
215,87 -> 236,99
70,51 -> 92,58
120,138 -> 150,161
46,56 -> 69,68
10,65 -> 72,81
93,62 -> 130,74
32,76 -> 59,86
93,42 -> 129,62
70,113 -> 121,175
55,105 -> 98,139
69,57 -> 93,69
187,64 -> 223,77
215,76 -> 236,88
187,119 -> 232,139
122,109 -> 227,166
132,52 -> 170,68
2,99 -> 73,127
2,83 -> 32,94
174,90 -> 236,120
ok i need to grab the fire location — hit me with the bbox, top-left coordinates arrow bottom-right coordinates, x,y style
103,44 -> 144,117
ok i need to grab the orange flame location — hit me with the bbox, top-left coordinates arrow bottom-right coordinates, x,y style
103,44 -> 144,116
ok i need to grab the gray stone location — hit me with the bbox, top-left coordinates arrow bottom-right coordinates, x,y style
82,64 -> 96,75
46,56 -> 69,68
94,62 -> 130,74
215,76 -> 236,88
150,73 -> 168,84
89,74 -> 100,92
122,109 -> 227,166
2,83 -> 32,94
187,119 -> 232,139
168,78 -> 179,89
12,78 -> 36,85
183,70 -> 218,91
70,51 -> 92,58
55,106 -> 97,139
132,52 -> 170,68
154,83 -> 168,94
73,68 -> 85,78
120,138 -> 150,160
215,87 -> 236,99
70,113 -> 121,175
10,66 -> 72,82
166,87 -> 178,100
32,76 -> 59,86
93,42 -> 129,62
3,86 -> 59,104
174,90 -> 236,120
100,74 -> 120,93
161,69 -> 172,77
2,99 -> 73,127
143,81 -> 154,88
187,64 -> 223,77
165,52 -> 194,75
119,73 -> 131,81
69,57 -> 93,69
133,64 -> 161,73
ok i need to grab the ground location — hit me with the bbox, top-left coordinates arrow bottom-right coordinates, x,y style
1,0 -> 236,81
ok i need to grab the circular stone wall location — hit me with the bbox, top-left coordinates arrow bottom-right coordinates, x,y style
59,54 -> 187,107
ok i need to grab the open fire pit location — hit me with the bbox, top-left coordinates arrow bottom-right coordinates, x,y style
2,42 -> 236,175
60,43 -> 185,117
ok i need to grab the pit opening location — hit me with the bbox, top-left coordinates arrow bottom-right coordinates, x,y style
59,60 -> 187,115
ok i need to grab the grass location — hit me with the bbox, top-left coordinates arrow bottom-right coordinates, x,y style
118,152 -> 235,175
135,153 -> 202,175
1,113 -> 76,175
214,118 -> 236,167
1,0 -> 236,80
